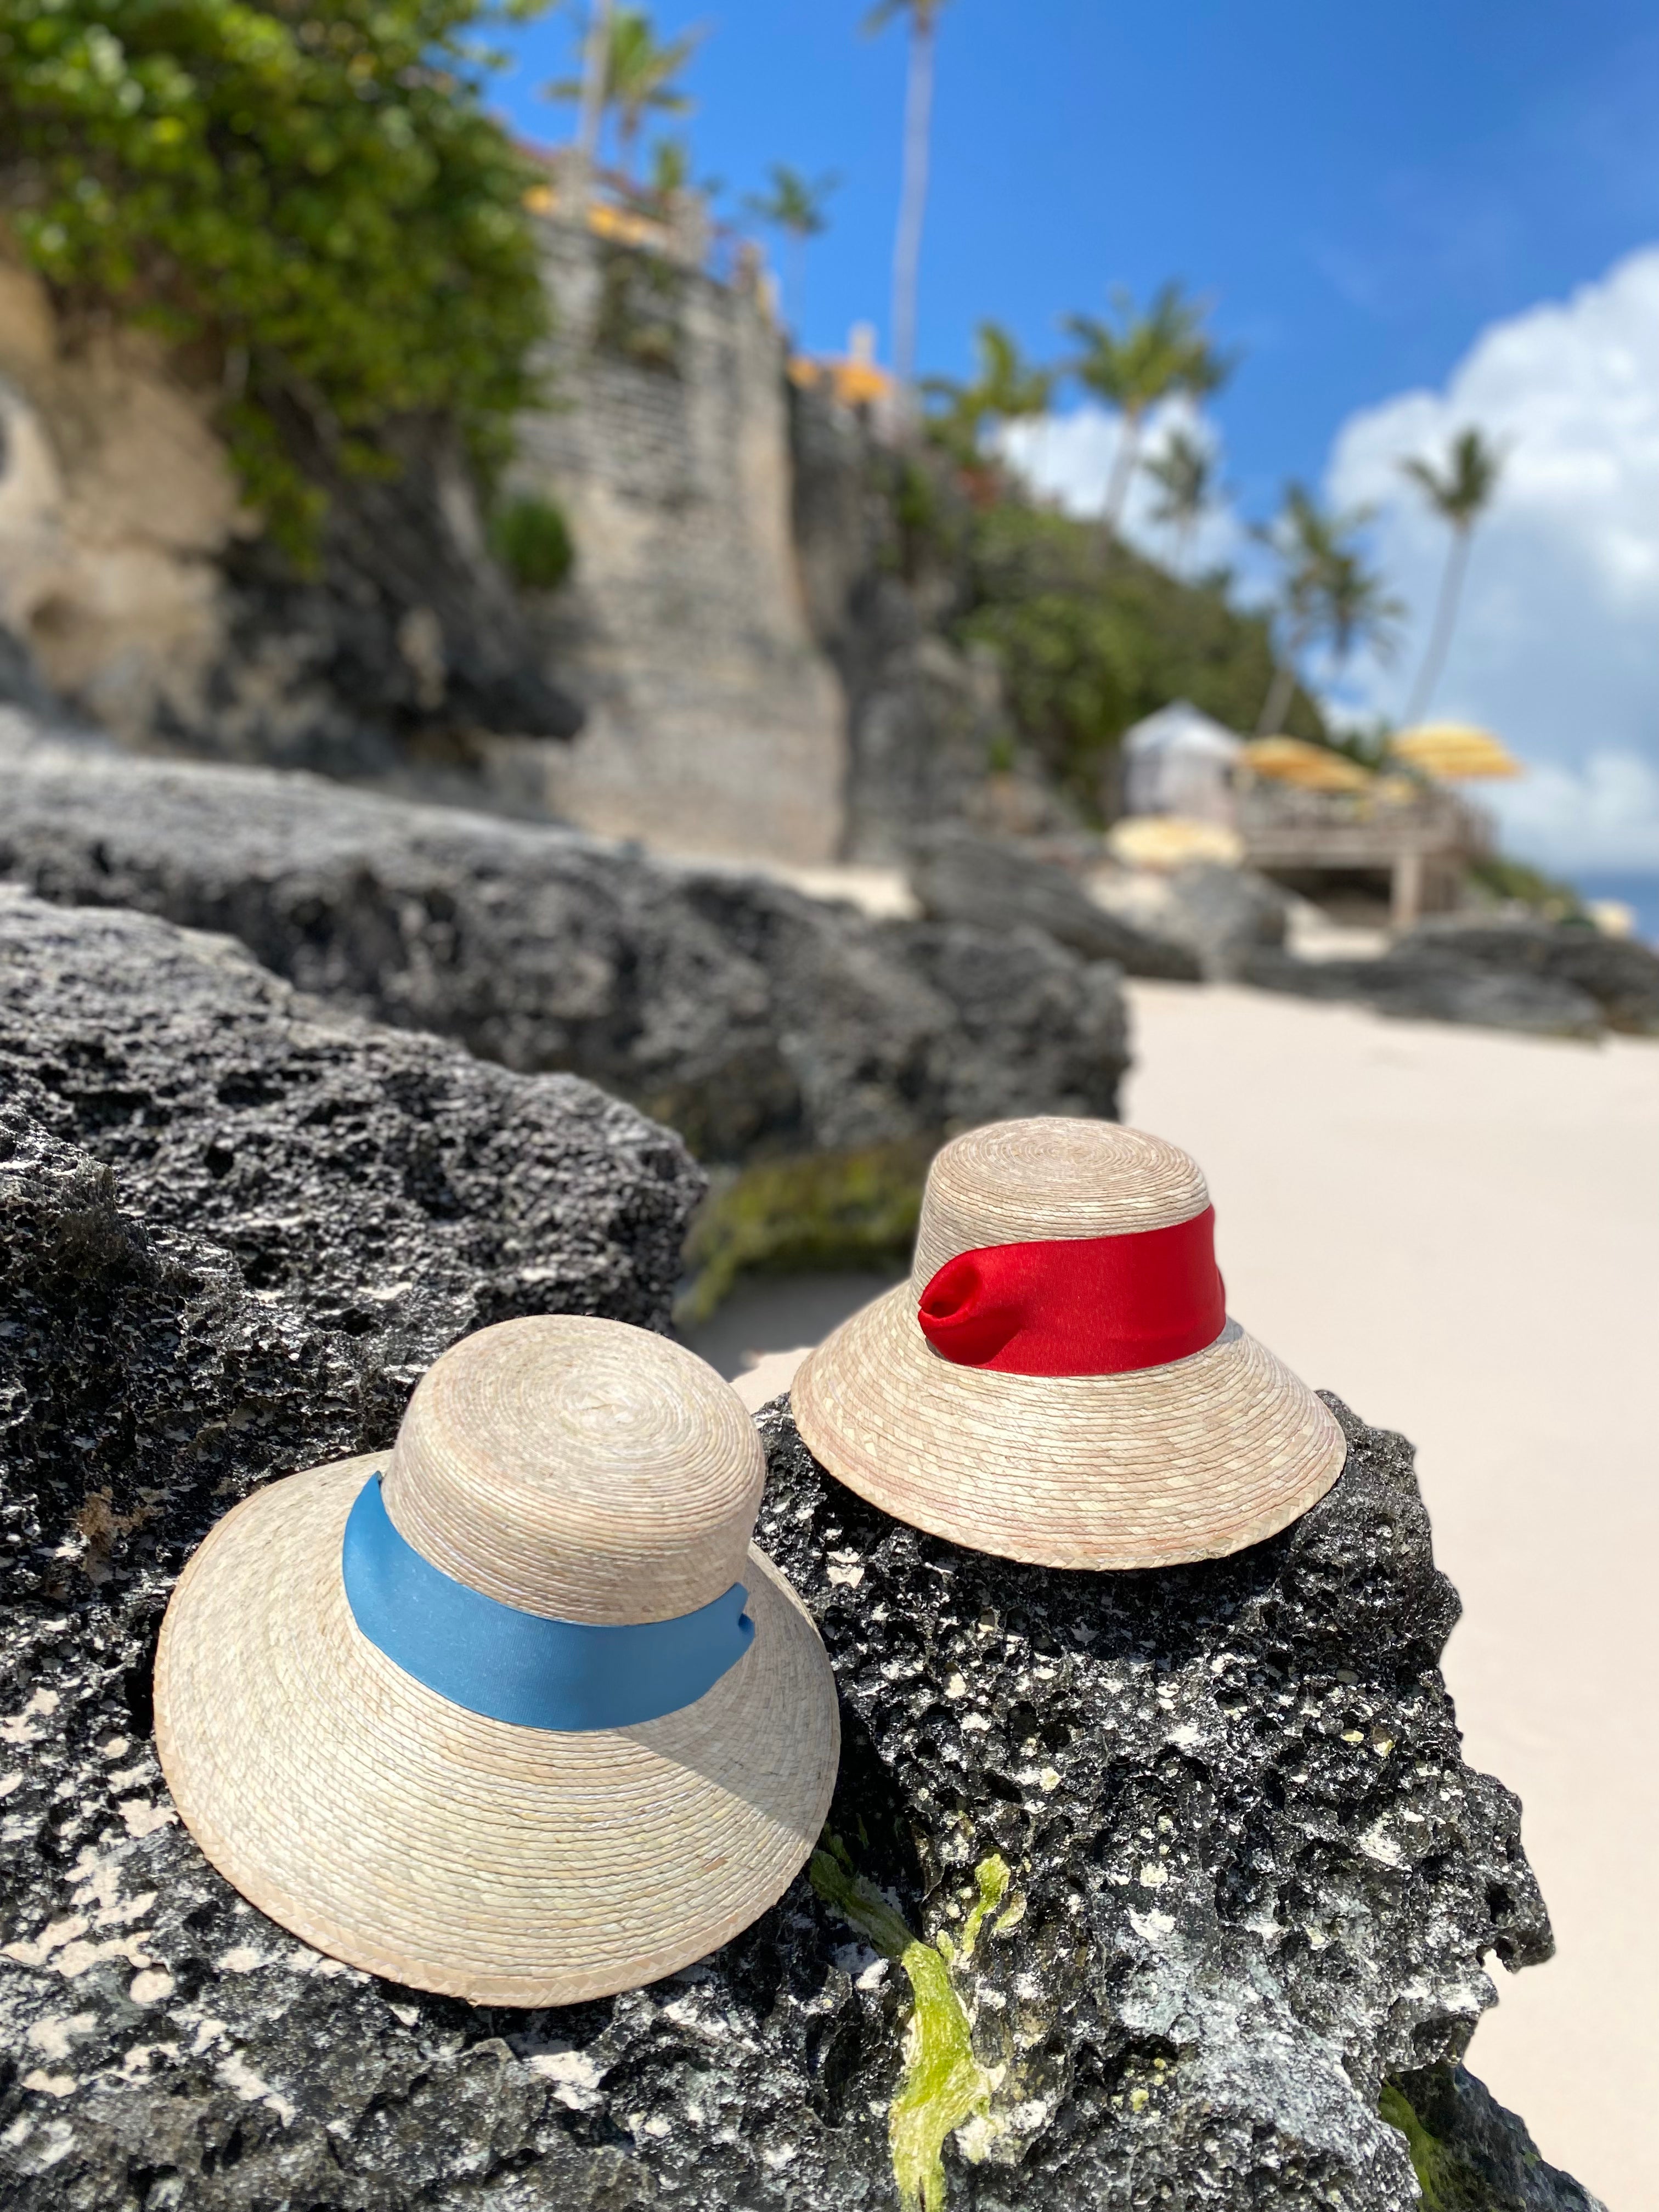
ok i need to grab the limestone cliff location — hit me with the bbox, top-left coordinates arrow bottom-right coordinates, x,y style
515,222 -> 848,863
0,259 -> 580,787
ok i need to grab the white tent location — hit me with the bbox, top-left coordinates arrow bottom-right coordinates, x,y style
1122,701 -> 1244,824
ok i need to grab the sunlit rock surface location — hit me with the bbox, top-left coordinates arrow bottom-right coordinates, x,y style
0,724 -> 1129,1160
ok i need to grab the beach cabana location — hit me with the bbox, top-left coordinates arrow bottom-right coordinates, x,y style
1122,702 -> 1245,824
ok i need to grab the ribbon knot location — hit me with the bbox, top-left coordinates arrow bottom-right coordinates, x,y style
917,1206 -> 1226,1377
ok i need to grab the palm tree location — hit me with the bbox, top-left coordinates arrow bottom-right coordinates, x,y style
572,0 -> 614,195
866,0 -> 956,417
1143,424 -> 1215,576
1064,283 -> 1235,548
1398,425 -> 1504,724
922,320 -> 1052,463
546,8 -> 704,183
743,165 -> 839,334
1254,484 -> 1403,734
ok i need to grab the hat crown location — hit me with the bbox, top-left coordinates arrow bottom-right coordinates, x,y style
911,1118 -> 1211,1290
382,1317 -> 764,1626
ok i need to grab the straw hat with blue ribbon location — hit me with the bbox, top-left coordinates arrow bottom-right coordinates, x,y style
793,1117 -> 1345,1570
155,1317 -> 839,2004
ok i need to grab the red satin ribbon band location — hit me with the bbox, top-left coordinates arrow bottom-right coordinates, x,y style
917,1206 -> 1226,1376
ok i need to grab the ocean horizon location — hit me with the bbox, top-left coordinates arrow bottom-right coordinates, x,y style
1571,872 -> 1659,947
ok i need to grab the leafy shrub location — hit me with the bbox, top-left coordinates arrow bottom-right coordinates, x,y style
0,0 -> 551,560
953,500 -> 1327,816
489,493 -> 574,592
1466,854 -> 1585,921
594,242 -> 683,374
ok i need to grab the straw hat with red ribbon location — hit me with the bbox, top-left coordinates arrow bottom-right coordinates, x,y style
155,1316 -> 839,2005
792,1118 -> 1345,1570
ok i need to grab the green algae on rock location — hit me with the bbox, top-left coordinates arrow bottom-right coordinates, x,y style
811,1835 -> 1014,2212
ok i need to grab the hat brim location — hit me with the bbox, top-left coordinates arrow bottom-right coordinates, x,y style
792,1285 -> 1345,1569
154,1455 -> 839,2005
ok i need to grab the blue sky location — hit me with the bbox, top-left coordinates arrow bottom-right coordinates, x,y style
494,0 -> 1658,499
492,4 -> 1659,883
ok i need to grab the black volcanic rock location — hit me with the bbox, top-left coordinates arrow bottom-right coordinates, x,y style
0,890 -> 1596,2208
0,889 -> 702,1552
0,728 -> 1129,1159
1242,913 -> 1659,1041
907,826 -> 1201,981
1397,915 -> 1659,1035
1,1146 -> 1596,2212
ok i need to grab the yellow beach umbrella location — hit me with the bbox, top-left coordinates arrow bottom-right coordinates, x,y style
1242,736 -> 1374,793
1390,723 -> 1522,780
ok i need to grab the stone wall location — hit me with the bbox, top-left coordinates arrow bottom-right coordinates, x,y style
515,221 -> 848,862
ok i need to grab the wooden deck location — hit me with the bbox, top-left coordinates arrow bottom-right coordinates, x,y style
1238,785 -> 1491,925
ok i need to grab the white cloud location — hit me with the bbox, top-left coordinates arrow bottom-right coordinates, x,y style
1483,751 -> 1659,874
1326,245 -> 1659,874
992,255 -> 1659,881
998,399 -> 1248,577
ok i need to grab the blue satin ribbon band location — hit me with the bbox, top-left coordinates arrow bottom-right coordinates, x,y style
340,1474 -> 755,1733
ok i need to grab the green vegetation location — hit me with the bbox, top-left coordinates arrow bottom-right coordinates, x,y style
743,162 -> 838,331
1379,2081 -> 1453,2208
488,492 -> 574,591
1465,854 -> 1587,921
1400,426 -> 1506,724
1065,283 -> 1234,543
1378,2071 -> 1542,2210
0,0 -> 553,561
811,1832 -> 1015,2212
1254,484 -> 1404,735
952,499 -> 1324,813
545,5 -> 703,181
676,1141 -> 929,1327
1143,424 -> 1217,576
923,320 -> 1053,468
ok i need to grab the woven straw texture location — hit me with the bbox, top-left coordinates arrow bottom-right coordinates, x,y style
793,1118 -> 1345,1569
155,1319 -> 840,2004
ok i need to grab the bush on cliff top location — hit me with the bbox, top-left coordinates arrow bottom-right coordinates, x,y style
0,0 -> 550,560
955,499 -> 1329,814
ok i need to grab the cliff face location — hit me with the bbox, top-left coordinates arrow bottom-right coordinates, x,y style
0,259 -> 580,788
513,222 -> 849,862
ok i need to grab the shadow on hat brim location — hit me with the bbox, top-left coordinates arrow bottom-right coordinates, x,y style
154,1455 -> 839,2006
792,1288 -> 1346,1570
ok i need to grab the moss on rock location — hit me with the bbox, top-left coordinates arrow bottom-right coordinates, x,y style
676,1139 -> 929,1324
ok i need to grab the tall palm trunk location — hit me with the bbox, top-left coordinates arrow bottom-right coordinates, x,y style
1099,402 -> 1145,551
1402,525 -> 1472,726
1255,625 -> 1309,735
573,0 -> 613,204
890,3 -> 936,421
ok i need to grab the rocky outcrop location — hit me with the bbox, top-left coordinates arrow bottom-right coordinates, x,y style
0,258 -> 580,791
0,727 -> 1130,1158
0,889 -> 702,1458
791,383 -> 1029,862
1092,860 -> 1291,983
908,826 -> 1202,980
0,1097 -> 1597,2212
1399,915 -> 1659,1034
1242,915 -> 1659,1040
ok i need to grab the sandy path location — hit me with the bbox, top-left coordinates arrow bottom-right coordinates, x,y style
693,983 -> 1658,2205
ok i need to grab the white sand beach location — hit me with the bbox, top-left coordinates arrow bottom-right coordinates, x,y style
695,984 -> 1659,2209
